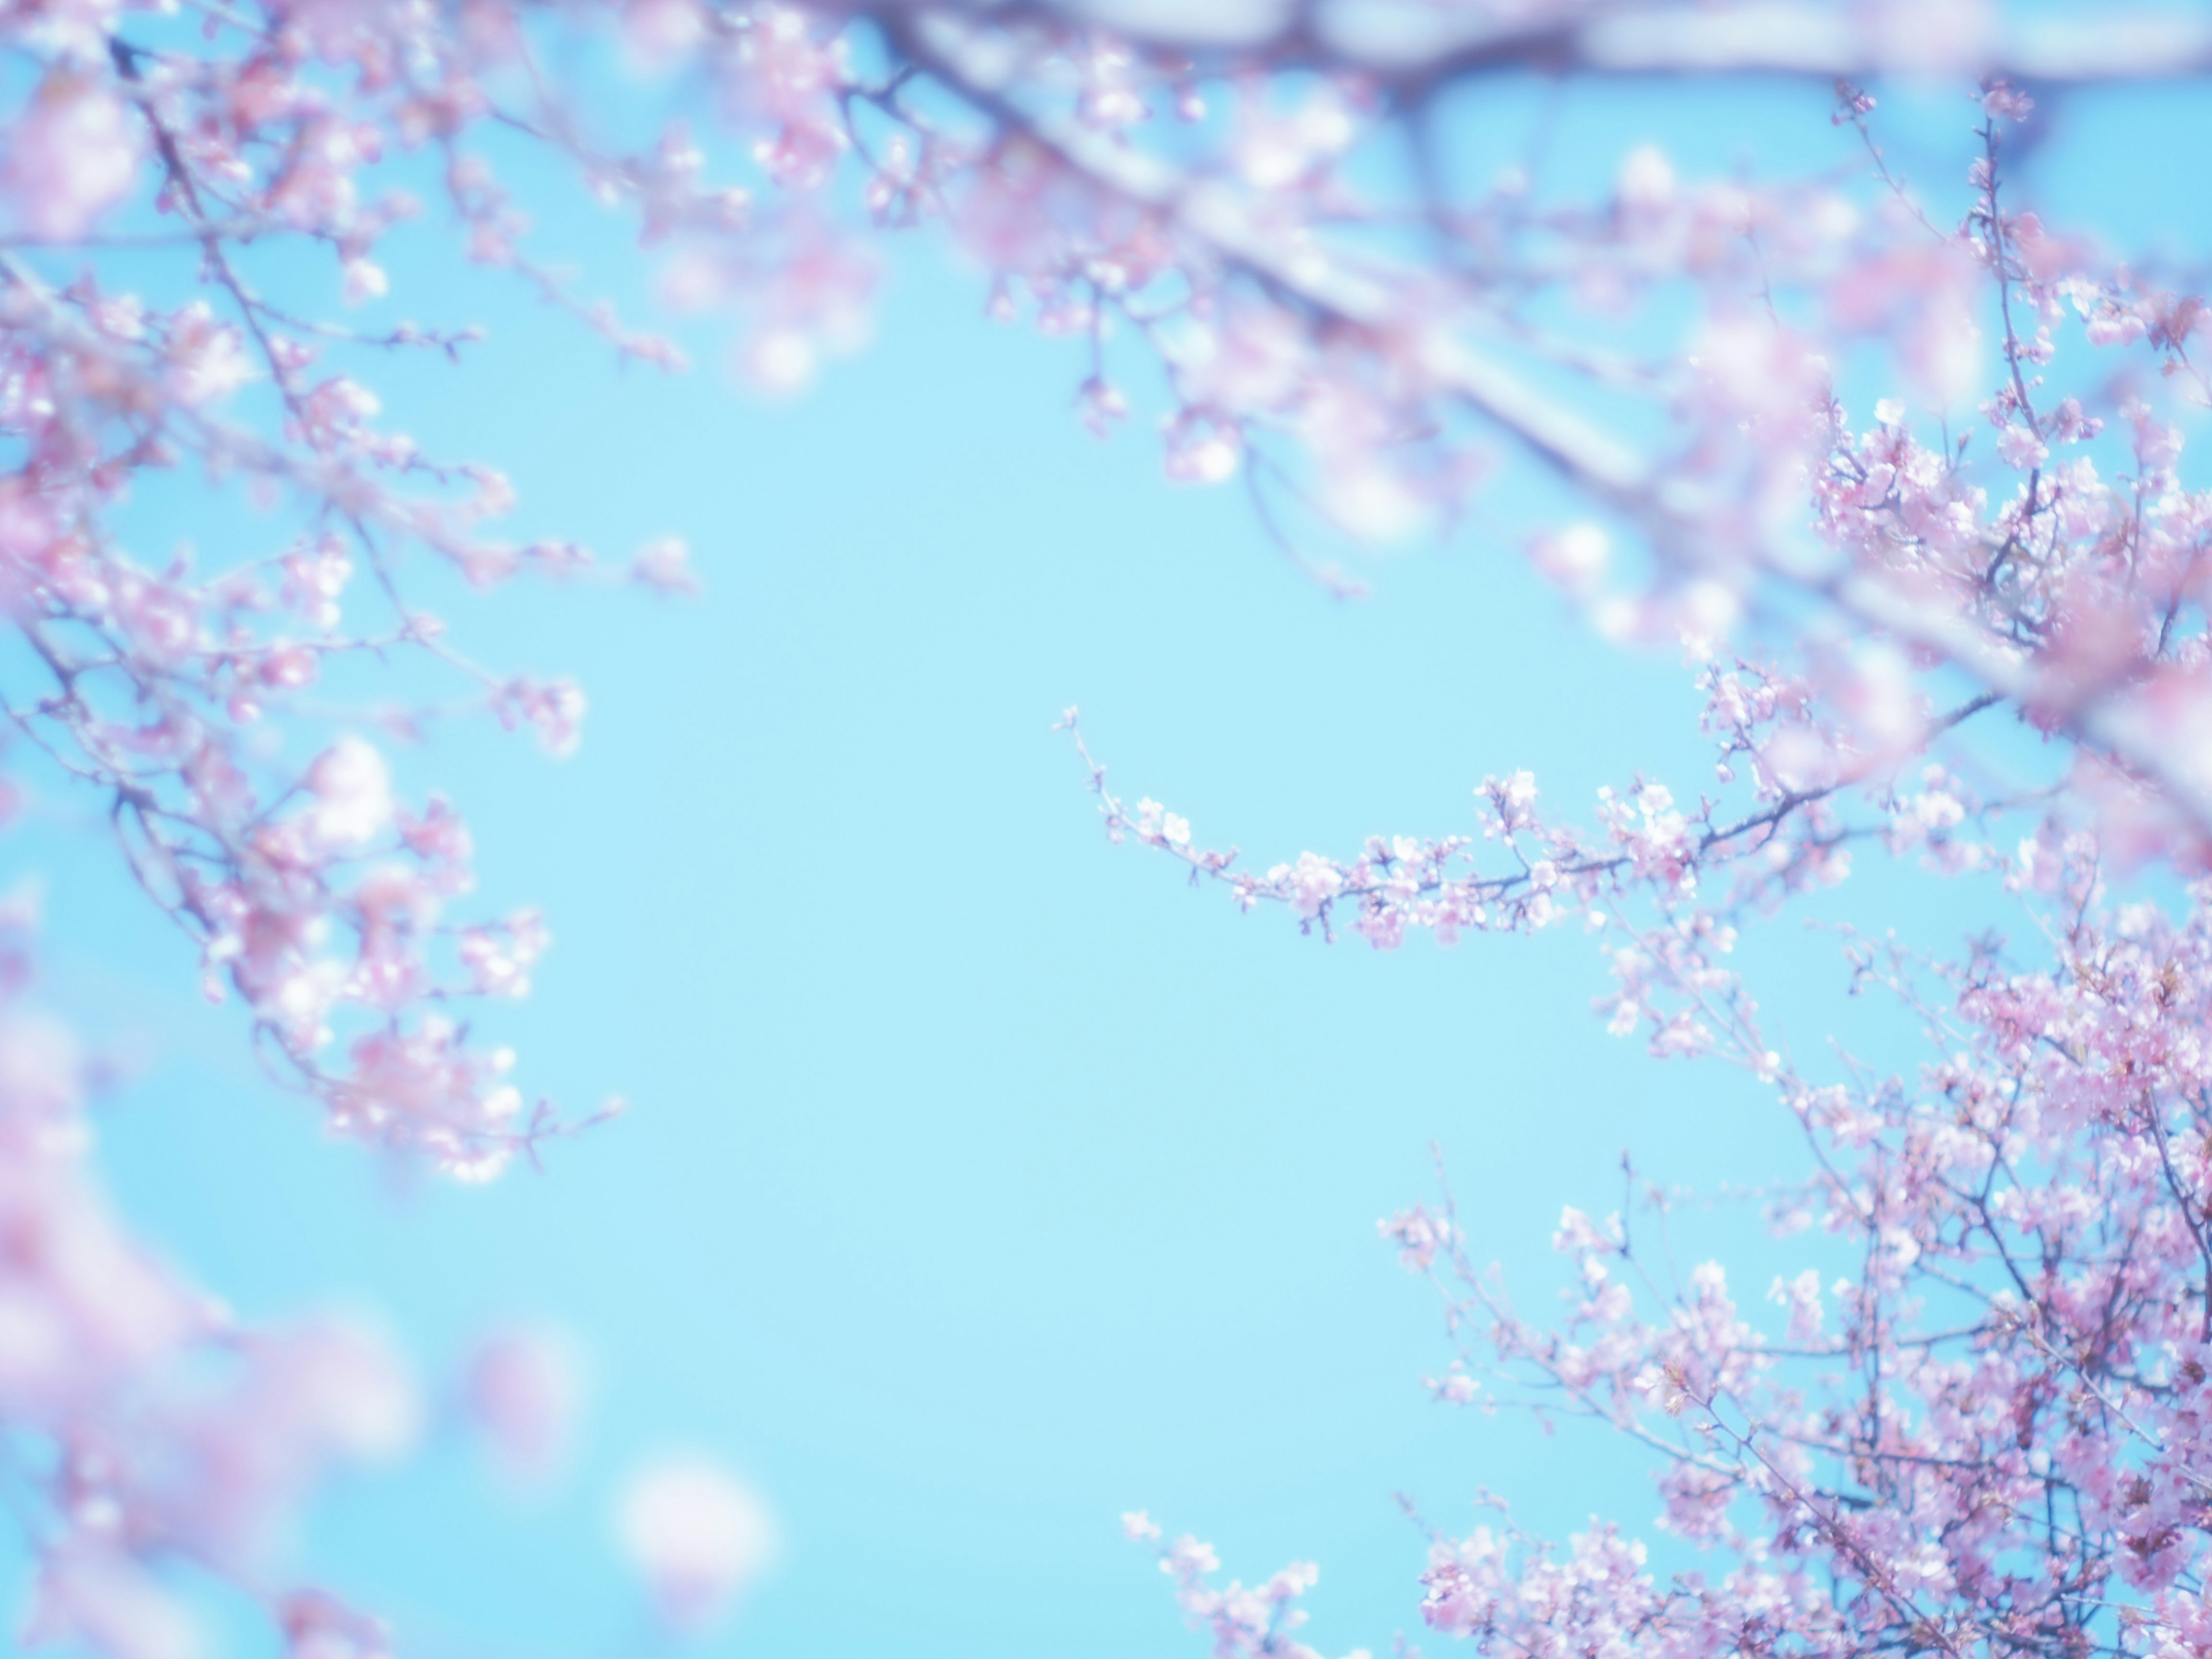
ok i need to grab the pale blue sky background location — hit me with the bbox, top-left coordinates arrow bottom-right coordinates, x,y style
7,37 -> 2212,1659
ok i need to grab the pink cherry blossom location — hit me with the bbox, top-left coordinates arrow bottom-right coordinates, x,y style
617,1456 -> 779,1634
4,71 -> 140,241
7,3 -> 2212,1655
462,1324 -> 583,1486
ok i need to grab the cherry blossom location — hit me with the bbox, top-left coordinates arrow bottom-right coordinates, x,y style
10,0 -> 2212,1653
616,1456 -> 780,1634
461,1323 -> 584,1487
1013,31 -> 2212,1659
0,895 -> 411,1659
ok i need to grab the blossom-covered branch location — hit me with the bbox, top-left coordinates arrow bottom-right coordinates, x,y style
926,3 -> 2212,89
10,0 -> 2212,1654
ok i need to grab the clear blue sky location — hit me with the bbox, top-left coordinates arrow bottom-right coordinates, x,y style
8,46 -> 2212,1659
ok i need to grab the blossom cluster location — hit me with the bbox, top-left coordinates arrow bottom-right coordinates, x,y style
1063,47 -> 2212,1659
0,892 -> 782,1654
0,893 -> 414,1659
8,0 -> 2212,1653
